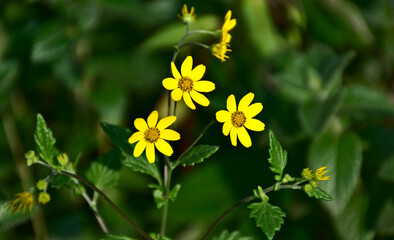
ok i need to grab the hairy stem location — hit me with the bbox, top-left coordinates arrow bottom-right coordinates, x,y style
82,192 -> 109,234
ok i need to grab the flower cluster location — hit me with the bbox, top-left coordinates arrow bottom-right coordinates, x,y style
302,166 -> 330,193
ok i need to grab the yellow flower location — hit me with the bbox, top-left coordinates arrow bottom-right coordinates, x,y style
128,110 -> 180,163
302,168 -> 313,180
212,10 -> 236,62
222,10 -> 237,34
5,191 -> 34,214
38,192 -> 51,205
315,166 -> 330,181
216,93 -> 265,147
178,4 -> 196,23
212,42 -> 231,62
162,56 -> 215,110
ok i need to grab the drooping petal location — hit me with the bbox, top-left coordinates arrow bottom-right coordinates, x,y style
216,110 -> 231,123
160,129 -> 180,141
128,131 -> 143,144
134,118 -> 148,131
189,64 -> 206,81
147,110 -> 158,127
183,92 -> 196,110
171,62 -> 181,80
162,78 -> 178,90
181,56 -> 193,77
244,103 -> 263,118
133,139 -> 147,157
227,94 -> 237,112
238,92 -> 254,111
155,138 -> 173,156
171,88 -> 183,101
238,127 -> 252,148
222,121 -> 232,136
157,116 -> 176,130
244,118 -> 265,132
230,127 -> 238,146
146,143 -> 155,163
190,90 -> 210,107
194,81 -> 215,92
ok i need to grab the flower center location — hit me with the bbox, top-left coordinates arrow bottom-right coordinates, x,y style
231,111 -> 246,128
178,77 -> 194,92
20,193 -> 33,204
144,127 -> 160,143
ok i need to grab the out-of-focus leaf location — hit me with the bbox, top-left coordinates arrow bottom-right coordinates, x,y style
86,149 -> 121,190
100,122 -> 161,185
50,174 -> 71,189
179,145 -> 219,167
0,201 -> 32,233
0,61 -> 18,109
376,199 -> 394,236
248,201 -> 286,240
306,187 -> 334,201
212,230 -> 253,240
378,155 -> 394,182
100,234 -> 137,240
308,130 -> 362,215
268,130 -> 287,181
34,114 -> 56,166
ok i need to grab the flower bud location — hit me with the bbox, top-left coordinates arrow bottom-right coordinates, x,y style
38,192 -> 51,205
302,168 -> 313,180
57,153 -> 69,166
304,184 -> 313,194
36,180 -> 48,191
310,180 -> 318,188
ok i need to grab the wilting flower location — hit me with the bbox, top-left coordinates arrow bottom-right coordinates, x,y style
6,191 -> 34,214
38,192 -> 51,205
314,166 -> 330,181
128,110 -> 180,163
212,10 -> 237,62
163,56 -> 215,110
178,4 -> 196,23
216,93 -> 265,147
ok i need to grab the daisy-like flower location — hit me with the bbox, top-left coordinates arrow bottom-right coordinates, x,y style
6,191 -> 34,214
162,56 -> 215,110
178,4 -> 196,23
314,166 -> 330,181
216,93 -> 265,148
212,10 -> 237,62
128,110 -> 180,163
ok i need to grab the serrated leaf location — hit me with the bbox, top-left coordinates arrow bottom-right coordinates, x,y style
100,234 -> 137,240
248,201 -> 286,240
100,122 -> 161,185
307,187 -> 334,201
179,145 -> 219,167
212,230 -> 253,240
268,130 -> 287,180
86,149 -> 121,190
34,114 -> 56,165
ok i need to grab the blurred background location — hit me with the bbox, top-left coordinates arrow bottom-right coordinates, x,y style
1,0 -> 393,239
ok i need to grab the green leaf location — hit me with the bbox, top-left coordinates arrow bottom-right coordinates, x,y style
168,184 -> 181,202
34,114 -> 56,165
100,234 -> 137,240
307,187 -> 334,201
86,149 -> 121,190
149,233 -> 172,240
100,122 -> 161,185
268,130 -> 287,180
179,145 -> 219,167
151,184 -> 181,209
378,155 -> 394,182
50,174 -> 71,189
212,230 -> 253,240
308,130 -> 362,215
248,201 -> 286,240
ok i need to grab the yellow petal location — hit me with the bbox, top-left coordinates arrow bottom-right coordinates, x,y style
190,90 -> 210,107
162,78 -> 178,90
146,143 -> 155,163
134,118 -> 148,131
160,129 -> 180,141
244,118 -> 265,132
238,92 -> 254,111
216,110 -> 231,123
244,103 -> 263,118
183,92 -> 196,110
155,138 -> 173,156
222,121 -> 232,136
227,94 -> 237,112
194,80 -> 215,92
189,64 -> 206,81
171,88 -> 183,101
147,110 -> 158,127
225,10 -> 232,21
171,62 -> 181,80
157,116 -> 176,130
230,127 -> 238,146
238,126 -> 252,148
181,56 -> 193,77
133,139 -> 147,157
128,131 -> 143,144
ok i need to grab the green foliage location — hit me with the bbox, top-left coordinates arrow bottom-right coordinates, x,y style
0,202 -> 31,233
212,230 -> 253,240
151,184 -> 181,209
306,187 -> 334,201
100,122 -> 161,185
86,149 -> 121,190
378,155 -> 394,182
179,145 -> 219,167
50,175 -> 71,189
248,201 -> 286,240
100,234 -> 137,240
268,130 -> 288,181
34,114 -> 56,166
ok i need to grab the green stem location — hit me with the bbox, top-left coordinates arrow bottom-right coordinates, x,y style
159,158 -> 173,239
179,42 -> 210,51
81,191 -> 109,234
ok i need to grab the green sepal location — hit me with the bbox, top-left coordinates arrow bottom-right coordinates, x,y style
268,130 -> 288,181
179,145 -> 219,167
307,187 -> 334,201
34,114 -> 56,166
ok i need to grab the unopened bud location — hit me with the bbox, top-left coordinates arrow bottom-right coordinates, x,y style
36,180 -> 48,191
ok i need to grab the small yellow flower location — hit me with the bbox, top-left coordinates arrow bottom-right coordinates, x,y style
212,42 -> 231,62
216,93 -> 265,148
212,10 -> 236,62
38,192 -> 51,205
302,168 -> 313,179
128,110 -> 181,163
36,180 -> 48,191
5,191 -> 34,214
222,10 -> 237,34
315,166 -> 330,181
178,4 -> 196,23
57,153 -> 69,166
162,56 -> 215,110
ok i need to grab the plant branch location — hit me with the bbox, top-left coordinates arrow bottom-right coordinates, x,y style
82,191 -> 109,234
